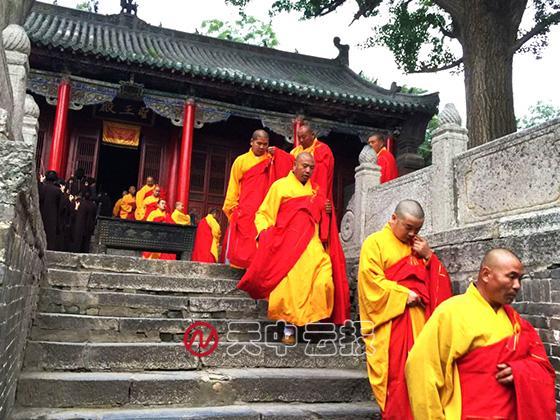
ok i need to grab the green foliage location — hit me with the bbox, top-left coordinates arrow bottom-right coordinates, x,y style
418,115 -> 439,165
400,85 -> 428,94
75,0 -> 98,13
199,12 -> 279,48
517,101 -> 560,129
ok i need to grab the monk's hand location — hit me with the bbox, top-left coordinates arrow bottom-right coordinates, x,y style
268,146 -> 275,155
39,174 -> 46,183
407,290 -> 421,307
412,236 -> 433,260
325,200 -> 332,214
496,364 -> 514,385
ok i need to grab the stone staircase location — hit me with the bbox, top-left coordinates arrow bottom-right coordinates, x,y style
12,252 -> 378,419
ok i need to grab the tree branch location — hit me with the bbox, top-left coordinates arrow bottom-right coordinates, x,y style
513,11 -> 560,52
410,57 -> 463,74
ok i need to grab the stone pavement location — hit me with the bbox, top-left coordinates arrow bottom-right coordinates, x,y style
12,251 -> 378,419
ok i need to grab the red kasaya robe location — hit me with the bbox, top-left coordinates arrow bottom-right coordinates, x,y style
225,149 -> 293,268
291,139 -> 350,325
377,147 -> 398,184
142,208 -> 176,260
192,215 -> 220,263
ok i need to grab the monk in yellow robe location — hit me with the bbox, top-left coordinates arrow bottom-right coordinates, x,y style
112,191 -> 127,217
368,133 -> 398,183
141,185 -> 161,221
358,200 -> 452,419
191,208 -> 221,263
118,186 -> 136,220
142,199 -> 175,260
406,248 -> 556,420
222,129 -> 292,268
237,152 -> 334,345
171,201 -> 191,225
135,176 -> 155,220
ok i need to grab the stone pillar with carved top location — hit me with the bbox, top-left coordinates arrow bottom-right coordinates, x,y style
430,103 -> 468,232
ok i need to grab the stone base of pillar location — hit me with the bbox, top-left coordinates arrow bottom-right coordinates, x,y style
396,152 -> 425,175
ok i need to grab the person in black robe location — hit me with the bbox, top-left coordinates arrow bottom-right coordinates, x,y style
69,191 -> 97,253
57,180 -> 75,252
39,170 -> 63,251
67,167 -> 88,197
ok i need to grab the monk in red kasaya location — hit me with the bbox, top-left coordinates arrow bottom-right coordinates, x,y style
142,199 -> 176,260
368,133 -> 398,184
192,208 -> 221,263
357,200 -> 452,419
135,176 -> 156,220
290,122 -> 350,325
142,185 -> 161,221
406,248 -> 556,420
222,129 -> 292,268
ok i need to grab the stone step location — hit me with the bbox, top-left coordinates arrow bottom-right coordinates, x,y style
17,369 -> 371,408
24,341 -> 364,371
12,401 -> 380,419
38,287 -> 267,319
31,313 -> 282,343
46,269 -> 244,296
46,251 -> 243,280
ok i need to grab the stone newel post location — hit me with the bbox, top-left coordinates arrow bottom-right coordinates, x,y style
430,103 -> 468,232
340,145 -> 381,254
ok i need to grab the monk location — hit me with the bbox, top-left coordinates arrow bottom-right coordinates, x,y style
406,248 -> 556,420
38,170 -> 63,251
192,208 -> 221,263
171,201 -> 191,225
238,153 -> 334,345
134,176 -> 156,220
357,199 -> 452,419
112,191 -> 127,217
141,185 -> 161,221
368,133 -> 398,183
142,199 -> 176,260
290,123 -> 350,325
118,186 -> 136,220
222,129 -> 293,268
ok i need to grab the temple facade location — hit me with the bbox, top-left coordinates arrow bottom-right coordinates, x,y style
24,1 -> 439,225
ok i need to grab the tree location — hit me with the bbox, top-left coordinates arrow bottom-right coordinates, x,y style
517,101 -> 560,129
75,0 -> 98,13
199,12 -> 279,48
225,0 -> 560,149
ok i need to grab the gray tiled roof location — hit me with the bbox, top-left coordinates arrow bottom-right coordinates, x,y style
24,2 -> 438,114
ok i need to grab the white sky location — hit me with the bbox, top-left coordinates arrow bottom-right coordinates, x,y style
47,0 -> 560,122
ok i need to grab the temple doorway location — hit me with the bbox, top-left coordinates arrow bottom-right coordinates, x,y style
96,143 -> 140,203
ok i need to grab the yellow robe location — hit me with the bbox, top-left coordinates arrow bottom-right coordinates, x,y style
112,198 -> 123,217
255,171 -> 334,326
222,149 -> 270,220
205,214 -> 221,261
119,193 -> 136,219
405,283 -> 514,420
134,184 -> 155,220
290,138 -> 320,157
143,208 -> 169,259
171,209 -> 191,225
357,223 -> 426,410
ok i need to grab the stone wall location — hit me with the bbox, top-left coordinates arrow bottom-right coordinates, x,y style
0,12 -> 45,420
342,104 -> 559,413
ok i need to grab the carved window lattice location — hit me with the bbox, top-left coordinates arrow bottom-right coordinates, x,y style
74,136 -> 98,177
142,143 -> 163,182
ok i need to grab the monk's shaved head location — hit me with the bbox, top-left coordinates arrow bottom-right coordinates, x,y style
480,248 -> 521,272
295,152 -> 314,164
252,129 -> 269,140
293,152 -> 315,184
395,200 -> 425,220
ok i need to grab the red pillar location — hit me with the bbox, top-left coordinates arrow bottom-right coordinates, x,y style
177,99 -> 196,210
47,79 -> 71,175
293,117 -> 303,148
166,131 -> 180,208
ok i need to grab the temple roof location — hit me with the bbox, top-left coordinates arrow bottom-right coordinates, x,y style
24,2 -> 438,114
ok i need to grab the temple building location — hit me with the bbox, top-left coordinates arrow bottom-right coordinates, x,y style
24,1 -> 439,225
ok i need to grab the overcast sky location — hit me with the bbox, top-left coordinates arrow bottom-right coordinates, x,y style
47,0 -> 560,123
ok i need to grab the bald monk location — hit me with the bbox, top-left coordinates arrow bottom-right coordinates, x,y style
117,186 -> 136,219
291,123 -> 350,325
406,248 -> 556,419
192,208 -> 221,263
238,153 -> 334,345
135,176 -> 155,220
222,129 -> 293,268
141,185 -> 161,221
113,191 -> 127,217
171,201 -> 191,225
368,133 -> 398,183
357,200 -> 452,419
142,199 -> 176,260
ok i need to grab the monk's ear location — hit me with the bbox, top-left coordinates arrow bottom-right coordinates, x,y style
479,265 -> 492,284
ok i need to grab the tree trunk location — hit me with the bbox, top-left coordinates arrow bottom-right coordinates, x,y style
460,1 -> 522,148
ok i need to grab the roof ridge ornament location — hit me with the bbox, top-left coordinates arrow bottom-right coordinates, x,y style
120,0 -> 138,15
333,37 -> 349,66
